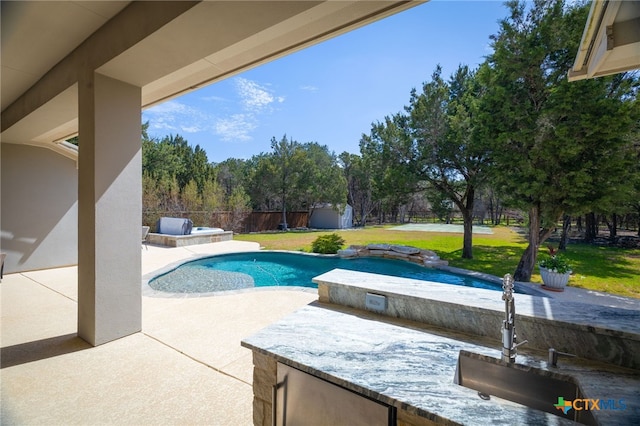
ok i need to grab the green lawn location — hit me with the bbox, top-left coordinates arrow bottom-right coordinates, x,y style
234,225 -> 640,299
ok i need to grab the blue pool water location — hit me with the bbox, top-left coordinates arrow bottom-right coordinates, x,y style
150,251 -> 511,294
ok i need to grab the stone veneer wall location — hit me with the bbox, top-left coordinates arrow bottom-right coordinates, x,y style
251,351 -> 276,426
318,280 -> 640,370
147,231 -> 233,247
338,244 -> 448,267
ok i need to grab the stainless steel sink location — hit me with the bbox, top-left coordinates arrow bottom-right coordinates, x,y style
454,350 -> 597,425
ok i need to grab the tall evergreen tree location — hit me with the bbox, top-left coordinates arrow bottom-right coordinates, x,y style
408,64 -> 488,258
299,142 -> 347,226
339,152 -> 375,226
360,114 -> 417,222
270,135 -> 305,229
481,0 -> 638,280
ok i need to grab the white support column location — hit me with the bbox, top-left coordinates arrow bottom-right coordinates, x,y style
77,72 -> 142,346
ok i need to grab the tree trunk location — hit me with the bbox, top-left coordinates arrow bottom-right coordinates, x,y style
460,187 -> 475,259
606,214 -> 617,241
495,205 -> 504,226
462,210 -> 474,259
306,208 -> 314,228
513,205 -> 555,282
514,206 -> 542,282
559,214 -> 571,250
280,193 -> 287,230
584,212 -> 597,242
514,244 -> 536,282
488,197 -> 495,225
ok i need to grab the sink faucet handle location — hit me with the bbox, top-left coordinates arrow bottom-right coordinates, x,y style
513,339 -> 528,349
548,348 -> 576,367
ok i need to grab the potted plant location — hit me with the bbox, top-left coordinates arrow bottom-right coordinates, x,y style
538,246 -> 572,292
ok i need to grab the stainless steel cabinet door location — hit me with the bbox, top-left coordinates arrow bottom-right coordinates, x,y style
275,363 -> 395,426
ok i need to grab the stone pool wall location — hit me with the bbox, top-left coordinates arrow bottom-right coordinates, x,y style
147,230 -> 233,247
338,244 -> 448,268
314,269 -> 640,370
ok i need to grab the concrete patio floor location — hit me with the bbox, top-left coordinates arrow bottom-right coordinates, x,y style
1,241 -> 317,425
2,240 -> 638,425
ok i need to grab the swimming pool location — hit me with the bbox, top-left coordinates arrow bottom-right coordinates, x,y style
149,251 -> 516,294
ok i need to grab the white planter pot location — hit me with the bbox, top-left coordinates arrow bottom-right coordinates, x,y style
539,266 -> 571,292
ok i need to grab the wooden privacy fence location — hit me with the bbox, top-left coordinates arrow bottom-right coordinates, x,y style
242,211 -> 308,233
143,210 -> 309,233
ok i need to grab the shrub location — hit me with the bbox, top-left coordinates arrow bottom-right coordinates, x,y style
311,233 -> 346,254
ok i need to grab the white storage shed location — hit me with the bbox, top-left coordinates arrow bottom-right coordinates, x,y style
309,204 -> 353,229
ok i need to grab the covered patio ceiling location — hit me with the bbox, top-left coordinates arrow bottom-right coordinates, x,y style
1,0 -> 423,154
568,0 -> 640,81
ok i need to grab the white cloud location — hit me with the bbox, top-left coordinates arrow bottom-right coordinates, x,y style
145,99 -> 257,143
144,78 -> 284,145
300,85 -> 319,92
201,95 -> 226,102
209,77 -> 284,142
215,114 -> 256,142
144,100 -> 210,134
181,125 -> 204,133
235,77 -> 276,111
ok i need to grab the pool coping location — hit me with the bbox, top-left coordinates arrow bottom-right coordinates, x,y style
141,249 -> 549,299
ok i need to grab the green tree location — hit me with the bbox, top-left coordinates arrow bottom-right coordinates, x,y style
481,0 -> 638,280
181,179 -> 201,211
190,145 -> 213,192
225,186 -> 252,232
299,142 -> 347,227
142,171 -> 161,226
157,175 -> 181,212
360,114 -> 417,223
425,186 -> 455,223
551,73 -> 639,243
215,158 -> 249,197
246,153 -> 278,211
407,65 -> 488,258
627,128 -> 640,236
481,0 -> 583,280
268,135 -> 306,229
142,137 -> 185,183
339,152 -> 375,226
202,179 -> 225,212
164,134 -> 194,189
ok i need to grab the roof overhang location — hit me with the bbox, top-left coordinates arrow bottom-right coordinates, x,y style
568,0 -> 640,81
1,1 -> 425,152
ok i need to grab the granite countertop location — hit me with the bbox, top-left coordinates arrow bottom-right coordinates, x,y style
242,302 -> 640,425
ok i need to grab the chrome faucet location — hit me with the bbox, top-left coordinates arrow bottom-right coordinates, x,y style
548,348 -> 576,367
501,274 -> 527,363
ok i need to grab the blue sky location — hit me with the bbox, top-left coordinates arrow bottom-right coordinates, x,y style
142,0 -> 510,163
